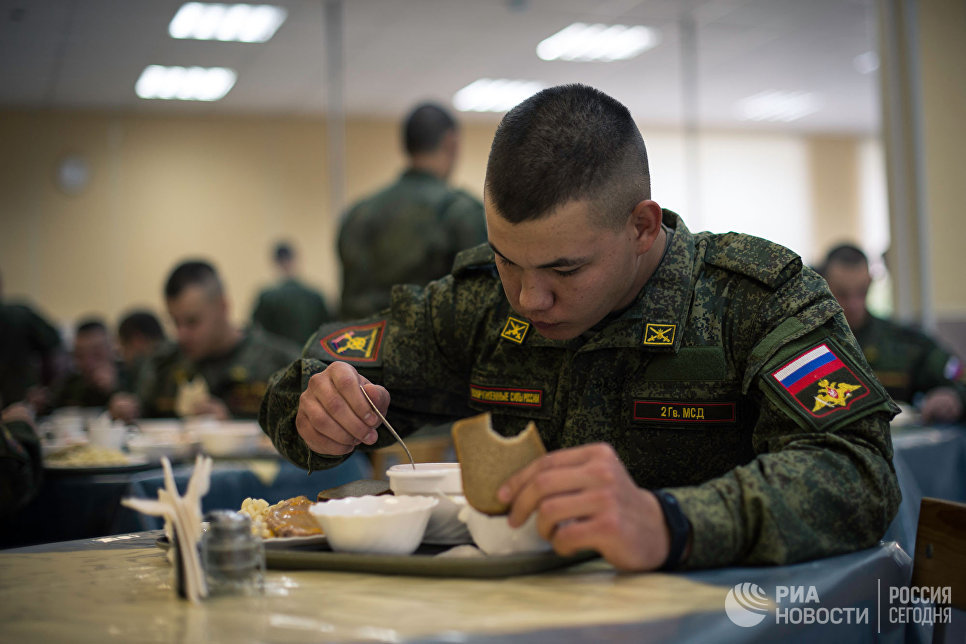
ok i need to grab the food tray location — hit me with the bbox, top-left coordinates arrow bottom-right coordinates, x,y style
156,536 -> 596,578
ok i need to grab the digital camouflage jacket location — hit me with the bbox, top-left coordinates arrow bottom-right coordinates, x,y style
261,211 -> 900,569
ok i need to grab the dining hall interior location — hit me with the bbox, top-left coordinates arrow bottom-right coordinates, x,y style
1,1 -> 965,642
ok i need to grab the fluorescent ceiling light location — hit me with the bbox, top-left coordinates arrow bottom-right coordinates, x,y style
169,3 -> 287,42
537,23 -> 659,62
737,90 -> 821,122
135,65 -> 237,101
453,79 -> 546,113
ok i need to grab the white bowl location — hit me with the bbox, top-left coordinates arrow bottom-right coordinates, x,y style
126,434 -> 198,462
135,419 -> 184,437
193,421 -> 262,457
458,505 -> 552,556
387,463 -> 470,544
308,495 -> 438,555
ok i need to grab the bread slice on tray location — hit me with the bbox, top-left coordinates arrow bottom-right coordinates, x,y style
452,412 -> 546,515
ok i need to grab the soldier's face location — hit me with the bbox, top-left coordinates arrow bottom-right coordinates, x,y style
486,198 -> 653,340
824,263 -> 871,330
73,329 -> 114,379
167,285 -> 228,360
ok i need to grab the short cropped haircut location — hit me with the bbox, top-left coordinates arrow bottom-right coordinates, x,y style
404,103 -> 457,155
274,242 -> 293,264
164,260 -> 223,300
821,243 -> 868,275
485,84 -> 650,229
118,310 -> 165,343
75,317 -> 108,336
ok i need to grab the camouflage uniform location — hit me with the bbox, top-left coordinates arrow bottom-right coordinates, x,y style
338,168 -> 486,319
139,328 -> 299,419
252,278 -> 332,348
262,211 -> 900,569
51,362 -> 125,409
853,313 -> 966,417
0,302 -> 62,407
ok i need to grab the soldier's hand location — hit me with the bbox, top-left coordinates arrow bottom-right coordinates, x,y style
108,393 -> 140,423
192,397 -> 230,420
296,361 -> 387,456
921,387 -> 963,424
498,443 -> 674,571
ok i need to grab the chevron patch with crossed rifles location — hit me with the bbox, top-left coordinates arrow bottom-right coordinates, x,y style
643,323 -> 676,346
500,315 -> 530,344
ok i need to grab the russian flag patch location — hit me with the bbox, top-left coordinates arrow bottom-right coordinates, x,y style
770,343 -> 870,418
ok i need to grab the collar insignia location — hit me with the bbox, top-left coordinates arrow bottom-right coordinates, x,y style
643,323 -> 676,346
500,316 -> 530,344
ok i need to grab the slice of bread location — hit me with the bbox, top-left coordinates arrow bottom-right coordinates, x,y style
452,412 -> 546,515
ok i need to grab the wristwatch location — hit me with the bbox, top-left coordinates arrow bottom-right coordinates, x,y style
653,489 -> 691,571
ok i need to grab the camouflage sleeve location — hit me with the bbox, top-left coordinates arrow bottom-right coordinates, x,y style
912,339 -> 966,416
260,273 -> 489,470
0,420 -> 43,513
668,265 -> 900,568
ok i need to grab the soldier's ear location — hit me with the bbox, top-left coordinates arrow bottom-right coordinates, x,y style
629,199 -> 663,253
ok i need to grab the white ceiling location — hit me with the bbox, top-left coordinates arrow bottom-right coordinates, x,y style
0,0 -> 881,133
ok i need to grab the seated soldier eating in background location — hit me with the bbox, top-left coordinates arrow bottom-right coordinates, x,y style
111,260 -> 298,421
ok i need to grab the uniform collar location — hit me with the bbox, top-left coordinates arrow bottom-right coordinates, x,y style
580,210 -> 695,354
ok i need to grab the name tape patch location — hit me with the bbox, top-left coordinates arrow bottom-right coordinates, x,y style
771,343 -> 869,417
320,321 -> 386,363
633,401 -> 736,423
469,384 -> 543,407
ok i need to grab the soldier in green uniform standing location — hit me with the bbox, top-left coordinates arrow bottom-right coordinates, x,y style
822,243 -> 965,423
261,85 -> 900,571
337,102 -> 487,319
111,261 -> 299,421
251,242 -> 332,347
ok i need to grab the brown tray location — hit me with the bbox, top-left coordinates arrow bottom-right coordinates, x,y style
156,536 -> 597,578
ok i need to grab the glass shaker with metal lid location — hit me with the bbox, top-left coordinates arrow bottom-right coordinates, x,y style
201,510 -> 265,596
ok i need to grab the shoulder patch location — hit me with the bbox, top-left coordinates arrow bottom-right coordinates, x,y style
453,243 -> 496,277
703,233 -> 801,289
319,321 -> 385,363
763,341 -> 882,428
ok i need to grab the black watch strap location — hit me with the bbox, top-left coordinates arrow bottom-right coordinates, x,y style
653,489 -> 691,571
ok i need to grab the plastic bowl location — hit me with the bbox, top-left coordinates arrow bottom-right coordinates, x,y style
458,505 -> 551,556
308,495 -> 438,555
193,421 -> 262,457
387,463 -> 470,544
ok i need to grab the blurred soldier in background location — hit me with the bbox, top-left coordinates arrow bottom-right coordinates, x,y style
52,318 -> 121,409
821,243 -> 965,423
251,242 -> 331,347
338,102 -> 486,319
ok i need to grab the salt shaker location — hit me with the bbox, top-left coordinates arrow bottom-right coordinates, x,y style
201,510 -> 265,596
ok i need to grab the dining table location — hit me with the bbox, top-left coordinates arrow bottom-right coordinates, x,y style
0,527 -> 919,643
0,450 -> 371,549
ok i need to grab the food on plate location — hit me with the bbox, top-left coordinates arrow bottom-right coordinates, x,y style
452,412 -> 546,515
45,444 -> 133,467
239,495 -> 324,538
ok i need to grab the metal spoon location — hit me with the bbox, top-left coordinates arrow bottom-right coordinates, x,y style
359,384 -> 415,470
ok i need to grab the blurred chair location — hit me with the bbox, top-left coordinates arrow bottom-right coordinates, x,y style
912,497 -> 966,643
